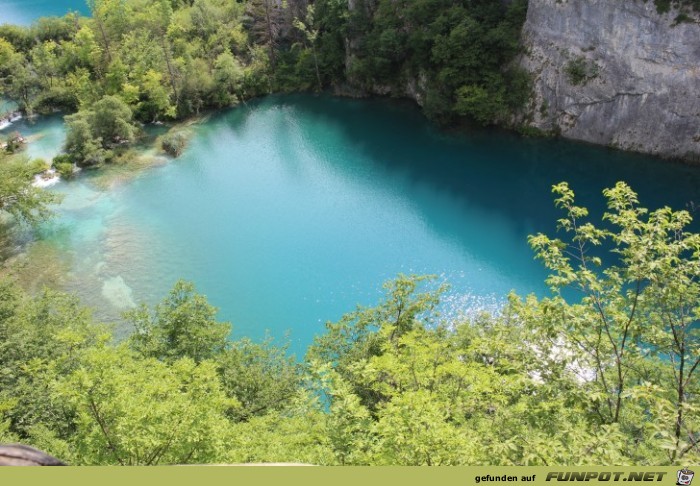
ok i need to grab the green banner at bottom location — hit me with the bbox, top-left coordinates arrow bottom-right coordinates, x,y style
0,465 -> 695,486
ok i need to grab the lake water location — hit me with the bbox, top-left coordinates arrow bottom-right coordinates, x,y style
0,0 -> 88,25
7,94 -> 699,355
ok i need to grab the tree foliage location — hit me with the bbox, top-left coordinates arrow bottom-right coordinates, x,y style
0,153 -> 60,226
526,182 -> 700,462
325,0 -> 529,124
55,347 -> 232,465
126,280 -> 230,364
1,183 -> 700,464
1,0 -> 528,130
64,95 -> 137,166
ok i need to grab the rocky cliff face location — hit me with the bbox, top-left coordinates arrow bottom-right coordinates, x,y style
520,0 -> 700,161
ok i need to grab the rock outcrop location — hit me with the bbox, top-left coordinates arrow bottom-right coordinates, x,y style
519,0 -> 700,161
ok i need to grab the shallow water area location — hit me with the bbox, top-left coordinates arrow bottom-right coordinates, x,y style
13,94 -> 700,354
0,0 -> 88,25
1,114 -> 67,161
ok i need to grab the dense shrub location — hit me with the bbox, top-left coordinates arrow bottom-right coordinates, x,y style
161,131 -> 189,158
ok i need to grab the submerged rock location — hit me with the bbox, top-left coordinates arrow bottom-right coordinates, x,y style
101,275 -> 137,310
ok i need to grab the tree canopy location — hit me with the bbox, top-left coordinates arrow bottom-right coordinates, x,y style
0,183 -> 697,465
64,95 -> 137,165
0,152 -> 60,226
0,0 -> 529,136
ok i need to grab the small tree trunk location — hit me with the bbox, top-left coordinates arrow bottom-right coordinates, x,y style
313,46 -> 322,91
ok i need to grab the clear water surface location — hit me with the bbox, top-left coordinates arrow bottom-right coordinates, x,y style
7,94 -> 698,355
3,0 -> 700,357
0,0 -> 88,25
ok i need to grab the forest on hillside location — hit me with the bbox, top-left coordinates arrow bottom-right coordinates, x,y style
0,0 -> 528,165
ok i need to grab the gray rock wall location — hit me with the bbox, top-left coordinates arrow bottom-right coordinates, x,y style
520,0 -> 700,161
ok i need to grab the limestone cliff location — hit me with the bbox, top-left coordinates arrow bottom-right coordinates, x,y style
519,0 -> 700,161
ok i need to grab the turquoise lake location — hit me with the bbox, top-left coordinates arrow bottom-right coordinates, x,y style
5,94 -> 700,355
0,0 -> 88,25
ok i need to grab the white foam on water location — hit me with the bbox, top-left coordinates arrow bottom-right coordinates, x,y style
33,172 -> 61,188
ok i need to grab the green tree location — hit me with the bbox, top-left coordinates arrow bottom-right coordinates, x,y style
29,41 -> 60,89
64,26 -> 101,73
455,84 -> 504,124
293,5 -> 322,91
0,284 -> 107,443
177,57 -> 214,116
212,50 -> 243,106
54,346 -> 233,465
140,0 -> 181,110
247,0 -> 286,81
310,365 -> 373,465
526,182 -> 700,462
126,280 -> 231,363
0,41 -> 41,113
224,393 -> 331,465
217,337 -> 300,421
90,95 -> 136,144
87,0 -> 129,68
64,95 -> 137,165
64,113 -> 108,166
0,155 -> 60,226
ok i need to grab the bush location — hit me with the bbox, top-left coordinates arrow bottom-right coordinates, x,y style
4,131 -> 25,153
673,12 -> 694,23
564,56 -> 599,86
454,84 -> 504,125
53,154 -> 75,179
161,131 -> 189,158
655,0 -> 672,13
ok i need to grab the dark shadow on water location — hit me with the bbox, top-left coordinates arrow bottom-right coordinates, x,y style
288,93 -> 700,223
208,93 -> 700,278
